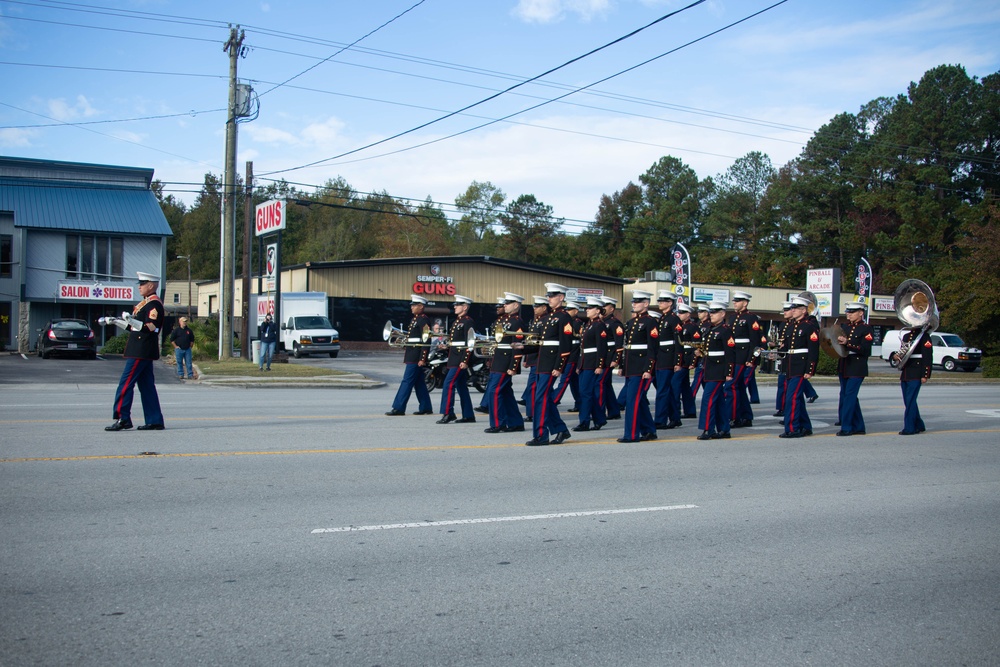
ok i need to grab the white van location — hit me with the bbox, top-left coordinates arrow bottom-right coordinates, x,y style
880,330 -> 982,372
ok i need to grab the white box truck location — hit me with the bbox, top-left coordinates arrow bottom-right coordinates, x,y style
880,329 -> 982,371
251,292 -> 341,358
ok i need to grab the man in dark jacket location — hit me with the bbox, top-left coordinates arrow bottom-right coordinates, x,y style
169,316 -> 195,379
258,313 -> 279,371
779,296 -> 820,438
105,272 -> 165,431
894,326 -> 933,435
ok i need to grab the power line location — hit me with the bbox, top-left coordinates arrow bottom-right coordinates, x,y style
261,0 -> 709,176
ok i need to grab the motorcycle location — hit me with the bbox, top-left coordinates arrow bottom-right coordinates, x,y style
423,347 -> 490,394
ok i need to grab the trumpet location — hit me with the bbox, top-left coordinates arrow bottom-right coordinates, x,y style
472,332 -> 498,357
382,320 -> 433,347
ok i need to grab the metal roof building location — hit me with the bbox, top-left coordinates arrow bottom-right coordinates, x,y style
0,156 -> 172,352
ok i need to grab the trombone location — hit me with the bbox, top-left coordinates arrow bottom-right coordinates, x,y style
383,319 -> 476,350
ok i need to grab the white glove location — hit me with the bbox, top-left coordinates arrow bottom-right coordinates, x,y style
121,313 -> 143,332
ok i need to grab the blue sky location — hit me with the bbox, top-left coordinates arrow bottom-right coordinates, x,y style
1,0 -> 998,229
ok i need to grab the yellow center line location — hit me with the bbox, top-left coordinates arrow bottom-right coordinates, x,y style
3,427 -> 998,463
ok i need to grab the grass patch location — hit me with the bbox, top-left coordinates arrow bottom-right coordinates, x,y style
195,359 -> 350,378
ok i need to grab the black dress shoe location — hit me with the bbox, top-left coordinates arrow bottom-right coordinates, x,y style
640,433 -> 657,441
834,420 -> 842,426
517,399 -> 526,405
502,425 -> 525,432
802,429 -> 813,436
412,410 -> 434,415
742,419 -> 752,428
667,420 -> 683,429
779,431 -> 803,439
730,420 -> 743,429
483,427 -> 503,434
525,438 -> 549,446
137,423 -> 165,431
696,431 -> 713,441
104,419 -> 133,432
617,437 -> 639,443
454,417 -> 476,424
836,430 -> 852,436
807,395 -> 818,403
552,431 -> 571,444
385,409 -> 406,416
474,406 -> 489,414
607,415 -> 621,420
568,406 -> 579,413
712,432 -> 731,439
750,400 -> 760,404
855,430 -> 866,435
683,413 -> 697,419
436,414 -> 457,424
654,422 -> 668,430
898,430 -> 916,436
772,411 -> 783,417
778,420 -> 785,426
916,426 -> 926,433
593,423 -> 605,431
572,424 -> 591,432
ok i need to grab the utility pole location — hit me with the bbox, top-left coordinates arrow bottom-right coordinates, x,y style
219,24 -> 244,360
242,161 -> 253,361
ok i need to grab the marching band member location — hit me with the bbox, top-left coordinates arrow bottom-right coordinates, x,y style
386,294 -> 434,416
836,300 -> 874,436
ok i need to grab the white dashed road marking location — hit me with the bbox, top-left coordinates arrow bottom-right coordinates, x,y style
312,504 -> 698,534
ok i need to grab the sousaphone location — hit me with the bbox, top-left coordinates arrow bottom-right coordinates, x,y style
892,279 -> 939,366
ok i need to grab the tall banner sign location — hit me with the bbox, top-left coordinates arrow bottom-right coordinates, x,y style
806,268 -> 841,319
265,243 -> 278,292
855,257 -> 873,323
670,243 -> 691,305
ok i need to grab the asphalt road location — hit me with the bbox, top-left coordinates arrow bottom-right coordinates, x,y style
2,353 -> 998,666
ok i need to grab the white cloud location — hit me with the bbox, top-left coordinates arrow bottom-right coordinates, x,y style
260,3 -> 271,12
512,0 -> 613,24
46,95 -> 99,122
245,125 -> 301,146
0,127 -> 35,148
300,117 -> 346,147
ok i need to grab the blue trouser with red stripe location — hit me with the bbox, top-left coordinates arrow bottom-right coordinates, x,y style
533,372 -> 567,441
392,363 -> 432,413
621,375 -> 655,441
654,367 -> 679,425
552,361 -> 577,406
838,376 -> 865,433
487,371 -> 523,430
673,367 -> 696,417
577,369 -> 607,428
900,379 -> 925,434
783,375 -> 812,434
698,380 -> 730,434
602,367 -> 620,419
112,358 -> 163,426
726,364 -> 754,422
440,366 -> 473,419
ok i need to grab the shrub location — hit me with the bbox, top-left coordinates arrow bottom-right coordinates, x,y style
982,355 -> 999,379
815,353 -> 839,376
100,333 -> 129,354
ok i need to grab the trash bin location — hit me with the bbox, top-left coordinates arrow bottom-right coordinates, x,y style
252,340 -> 261,366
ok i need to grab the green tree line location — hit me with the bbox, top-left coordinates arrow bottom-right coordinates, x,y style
158,64 -> 999,353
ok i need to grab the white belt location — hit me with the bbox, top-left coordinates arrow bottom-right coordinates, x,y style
606,342 -> 616,347
659,340 -> 675,346
406,337 -> 422,343
708,351 -> 725,357
542,340 -> 560,346
496,344 -> 512,350
847,351 -> 858,355
626,344 -> 648,350
683,345 -> 694,349
734,338 -> 751,344
907,353 -> 922,358
583,347 -> 598,353
789,347 -> 809,354
450,341 -> 467,347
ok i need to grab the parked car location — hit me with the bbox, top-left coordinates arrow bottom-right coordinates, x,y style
880,329 -> 982,371
36,319 -> 97,359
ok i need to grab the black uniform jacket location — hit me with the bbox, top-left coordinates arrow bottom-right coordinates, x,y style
579,318 -> 608,372
899,329 -> 933,381
783,317 -> 820,377
604,315 -> 624,368
403,313 -> 432,364
521,314 -> 547,368
702,323 -> 736,382
655,311 -> 683,370
837,321 -> 874,378
124,295 -> 164,360
693,320 -> 711,368
618,313 -> 657,377
537,307 -> 574,374
679,320 -> 700,368
446,315 -> 475,368
492,313 -> 525,375
730,309 -> 767,366
566,315 -> 585,366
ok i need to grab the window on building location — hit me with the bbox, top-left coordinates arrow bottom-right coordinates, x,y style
66,235 -> 79,278
66,235 -> 125,280
0,235 -> 11,279
173,293 -> 180,303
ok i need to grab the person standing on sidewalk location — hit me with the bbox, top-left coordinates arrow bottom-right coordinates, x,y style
258,314 -> 279,371
169,316 -> 195,379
